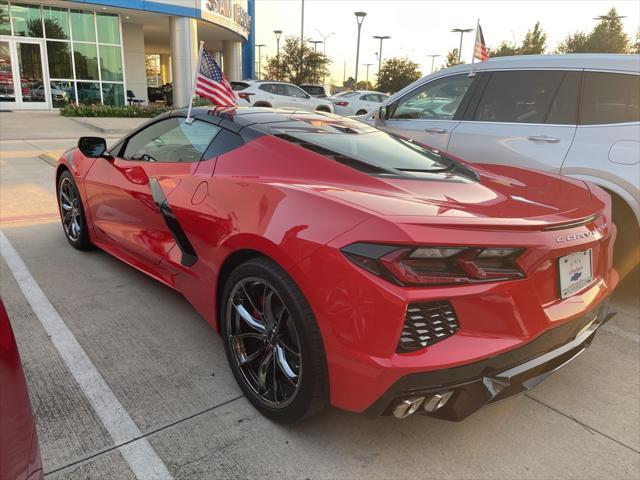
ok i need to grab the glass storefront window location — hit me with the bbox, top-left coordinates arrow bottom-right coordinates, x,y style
0,41 -> 15,102
70,10 -> 95,42
43,6 -> 69,40
0,1 -> 11,35
11,3 -> 43,37
96,14 -> 120,44
74,43 -> 98,80
50,80 -> 73,107
47,41 -> 72,78
102,83 -> 124,106
77,81 -> 100,105
99,45 -> 122,81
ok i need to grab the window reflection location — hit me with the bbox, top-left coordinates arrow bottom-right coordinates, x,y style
70,10 -> 95,42
99,45 -> 122,81
77,82 -> 101,105
47,41 -> 72,78
43,6 -> 70,40
11,3 -> 42,37
97,13 -> 120,44
0,1 -> 10,35
50,80 -> 73,107
0,41 -> 15,102
102,83 -> 124,106
74,43 -> 98,80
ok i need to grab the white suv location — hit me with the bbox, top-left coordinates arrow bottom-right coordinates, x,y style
234,80 -> 333,113
366,54 -> 640,272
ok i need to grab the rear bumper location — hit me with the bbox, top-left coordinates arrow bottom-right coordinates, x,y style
365,303 -> 615,420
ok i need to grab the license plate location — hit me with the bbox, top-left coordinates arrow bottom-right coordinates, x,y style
559,249 -> 593,299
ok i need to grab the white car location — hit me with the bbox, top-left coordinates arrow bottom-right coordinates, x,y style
234,80 -> 333,113
366,54 -> 640,271
330,90 -> 389,116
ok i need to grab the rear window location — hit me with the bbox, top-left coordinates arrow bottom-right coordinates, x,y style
580,72 -> 640,125
269,119 -> 455,175
300,85 -> 325,95
231,82 -> 249,91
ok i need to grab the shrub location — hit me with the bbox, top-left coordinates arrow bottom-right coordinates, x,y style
60,103 -> 172,118
60,98 -> 215,118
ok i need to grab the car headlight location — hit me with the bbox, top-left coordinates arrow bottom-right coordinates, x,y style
341,243 -> 525,286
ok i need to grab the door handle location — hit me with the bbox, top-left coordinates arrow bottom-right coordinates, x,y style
527,135 -> 560,143
425,128 -> 447,134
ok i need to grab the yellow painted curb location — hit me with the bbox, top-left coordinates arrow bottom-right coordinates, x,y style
38,152 -> 58,167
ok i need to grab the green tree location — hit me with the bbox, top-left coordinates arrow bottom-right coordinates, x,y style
558,7 -> 630,53
520,21 -> 547,54
376,57 -> 421,94
633,29 -> 640,54
263,36 -> 330,84
488,22 -> 547,57
488,41 -> 519,57
444,48 -> 464,67
356,80 -> 373,90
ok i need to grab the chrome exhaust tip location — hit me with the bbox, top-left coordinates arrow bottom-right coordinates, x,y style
423,391 -> 454,413
392,396 -> 425,419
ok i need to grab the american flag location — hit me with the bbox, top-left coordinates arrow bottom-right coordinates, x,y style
474,23 -> 488,61
195,49 -> 236,107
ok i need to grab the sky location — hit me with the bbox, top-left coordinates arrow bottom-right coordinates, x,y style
253,0 -> 640,83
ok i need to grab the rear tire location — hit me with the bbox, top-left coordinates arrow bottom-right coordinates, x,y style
612,197 -> 640,278
316,106 -> 331,113
254,102 -> 272,108
57,170 -> 91,250
356,109 -> 367,115
220,257 -> 329,423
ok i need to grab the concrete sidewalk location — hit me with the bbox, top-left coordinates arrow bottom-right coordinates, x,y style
0,111 -> 146,141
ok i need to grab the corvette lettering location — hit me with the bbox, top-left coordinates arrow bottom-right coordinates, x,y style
556,223 -> 608,243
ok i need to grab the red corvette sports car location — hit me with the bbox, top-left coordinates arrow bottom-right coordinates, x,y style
56,107 -> 617,422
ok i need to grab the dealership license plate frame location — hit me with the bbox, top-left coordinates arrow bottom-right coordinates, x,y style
559,249 -> 593,299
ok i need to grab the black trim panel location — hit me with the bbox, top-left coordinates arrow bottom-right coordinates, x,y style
365,303 -> 615,420
149,178 -> 197,267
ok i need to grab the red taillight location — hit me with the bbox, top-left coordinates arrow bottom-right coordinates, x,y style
342,244 -> 525,286
335,101 -> 349,106
238,92 -> 254,102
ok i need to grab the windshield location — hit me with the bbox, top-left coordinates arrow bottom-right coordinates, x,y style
274,126 -> 453,173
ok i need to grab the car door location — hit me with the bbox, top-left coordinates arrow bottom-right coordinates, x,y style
356,94 -> 377,114
377,73 -> 477,151
284,84 -> 311,110
561,71 -> 640,219
447,70 -> 579,173
84,116 -> 221,265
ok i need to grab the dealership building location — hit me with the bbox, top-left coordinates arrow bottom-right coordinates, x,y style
0,0 -> 255,110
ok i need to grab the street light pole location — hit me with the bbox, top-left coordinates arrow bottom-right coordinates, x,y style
451,28 -> 473,62
299,0 -> 305,81
309,40 -> 323,52
363,63 -> 372,88
427,54 -> 440,73
315,30 -> 335,84
354,11 -> 367,88
256,44 -> 266,80
373,35 -> 390,77
273,30 -> 282,81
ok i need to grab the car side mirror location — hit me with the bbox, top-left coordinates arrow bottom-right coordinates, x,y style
78,136 -> 108,158
379,105 -> 389,120
305,93 -> 311,99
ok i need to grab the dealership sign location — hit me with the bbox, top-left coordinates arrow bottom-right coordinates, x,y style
201,0 -> 251,35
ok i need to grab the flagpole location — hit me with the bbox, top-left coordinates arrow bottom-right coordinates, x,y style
186,41 -> 205,125
469,18 -> 479,77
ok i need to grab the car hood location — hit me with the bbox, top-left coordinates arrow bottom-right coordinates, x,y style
309,163 -> 599,227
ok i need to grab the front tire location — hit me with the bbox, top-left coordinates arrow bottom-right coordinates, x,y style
220,257 -> 329,423
57,170 -> 91,250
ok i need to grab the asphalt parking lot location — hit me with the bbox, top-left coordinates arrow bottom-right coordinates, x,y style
1,113 -> 639,479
